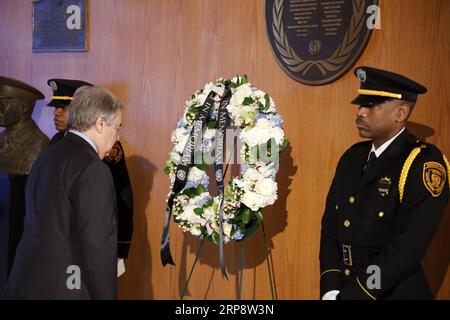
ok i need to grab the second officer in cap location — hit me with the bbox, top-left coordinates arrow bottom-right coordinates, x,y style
319,67 -> 449,300
46,79 -> 134,277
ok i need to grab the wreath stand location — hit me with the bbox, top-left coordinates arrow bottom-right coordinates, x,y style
180,221 -> 275,300
179,162 -> 276,300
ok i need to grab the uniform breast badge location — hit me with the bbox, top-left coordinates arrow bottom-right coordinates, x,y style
105,142 -> 123,163
423,162 -> 446,197
378,177 -> 392,197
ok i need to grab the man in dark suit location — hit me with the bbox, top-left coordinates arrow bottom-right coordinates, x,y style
46,79 -> 133,276
320,67 -> 449,300
3,85 -> 124,299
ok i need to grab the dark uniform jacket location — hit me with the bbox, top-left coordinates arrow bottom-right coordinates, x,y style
320,130 -> 449,300
51,132 -> 133,259
3,133 -> 117,299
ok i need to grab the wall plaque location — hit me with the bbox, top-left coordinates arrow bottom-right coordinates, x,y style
32,0 -> 88,52
265,0 -> 379,85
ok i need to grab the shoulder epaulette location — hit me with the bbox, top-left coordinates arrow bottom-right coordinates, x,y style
443,155 -> 450,189
399,145 -> 426,203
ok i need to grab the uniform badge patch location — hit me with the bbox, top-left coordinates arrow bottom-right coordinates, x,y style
378,177 -> 391,197
423,162 -> 446,197
105,142 -> 123,163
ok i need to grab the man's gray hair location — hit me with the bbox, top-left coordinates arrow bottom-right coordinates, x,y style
68,86 -> 124,132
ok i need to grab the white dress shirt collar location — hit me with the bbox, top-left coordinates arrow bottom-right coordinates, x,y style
370,127 -> 406,158
69,129 -> 99,154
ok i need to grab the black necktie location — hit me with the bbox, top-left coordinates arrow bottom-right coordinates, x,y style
363,151 -> 377,175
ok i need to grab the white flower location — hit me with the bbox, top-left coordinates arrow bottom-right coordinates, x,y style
178,205 -> 205,225
232,178 -> 246,190
187,167 -> 207,182
240,191 -> 264,211
203,206 -> 216,222
239,120 -> 284,148
252,89 -> 265,98
203,82 -> 215,94
170,151 -> 181,165
256,118 -> 270,129
223,222 -> 232,237
254,179 -> 277,197
227,104 -> 258,127
178,195 -> 190,206
243,168 -> 263,182
256,162 -> 277,179
172,128 -> 190,153
169,172 -> 176,186
205,223 -> 214,235
241,189 -> 277,211
190,226 -> 202,236
195,82 -> 215,105
230,83 -> 252,106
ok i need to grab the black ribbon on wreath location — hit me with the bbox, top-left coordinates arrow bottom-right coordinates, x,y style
161,83 -> 232,279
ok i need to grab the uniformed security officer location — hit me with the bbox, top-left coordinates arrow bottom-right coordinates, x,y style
320,67 -> 449,300
46,79 -> 134,277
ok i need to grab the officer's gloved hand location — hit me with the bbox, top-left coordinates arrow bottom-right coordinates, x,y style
322,290 -> 340,300
117,258 -> 126,277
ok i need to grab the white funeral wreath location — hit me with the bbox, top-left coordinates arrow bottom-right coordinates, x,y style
164,75 -> 288,244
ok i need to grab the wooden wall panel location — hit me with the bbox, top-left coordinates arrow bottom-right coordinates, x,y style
0,0 -> 449,299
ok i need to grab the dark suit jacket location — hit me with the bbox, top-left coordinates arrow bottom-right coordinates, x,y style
51,132 -> 133,259
320,130 -> 449,299
3,133 -> 117,299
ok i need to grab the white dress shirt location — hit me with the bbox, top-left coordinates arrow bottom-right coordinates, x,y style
68,129 -> 99,153
368,127 -> 405,159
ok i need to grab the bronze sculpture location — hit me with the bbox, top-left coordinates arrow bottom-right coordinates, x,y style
0,76 -> 49,175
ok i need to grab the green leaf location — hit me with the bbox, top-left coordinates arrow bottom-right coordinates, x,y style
163,166 -> 171,174
264,93 -> 270,111
254,210 -> 263,221
242,207 -> 251,224
280,139 -> 289,151
204,198 -> 214,208
241,74 -> 249,84
196,183 -> 206,195
224,185 -> 233,198
257,101 -> 264,110
182,188 -> 198,198
242,222 -> 260,240
233,207 -> 243,220
207,120 -> 217,129
195,163 -> 209,171
212,232 -> 220,244
230,81 -> 240,89
188,106 -> 200,115
243,97 -> 254,106
194,207 -> 204,215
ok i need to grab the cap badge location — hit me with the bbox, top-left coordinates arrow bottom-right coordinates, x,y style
49,81 -> 58,91
356,69 -> 367,82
